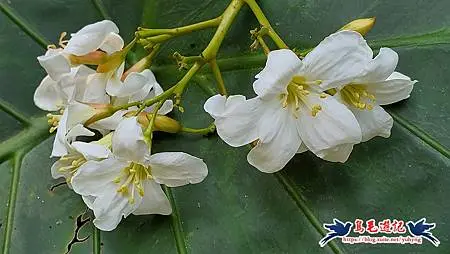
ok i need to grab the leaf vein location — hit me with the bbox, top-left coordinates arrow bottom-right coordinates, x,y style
163,186 -> 188,254
0,2 -> 49,48
0,99 -> 31,126
1,151 -> 25,254
275,172 -> 345,254
91,0 -> 111,20
0,116 -> 51,163
388,111 -> 450,158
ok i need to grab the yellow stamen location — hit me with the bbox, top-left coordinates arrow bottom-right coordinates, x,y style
340,84 -> 376,110
114,162 -> 153,204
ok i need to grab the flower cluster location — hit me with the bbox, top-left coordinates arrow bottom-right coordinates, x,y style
33,9 -> 416,231
205,30 -> 416,173
34,21 -> 208,231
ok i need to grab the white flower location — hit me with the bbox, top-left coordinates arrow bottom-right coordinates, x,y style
71,117 -> 208,231
51,140 -> 111,185
34,65 -> 95,111
328,48 -> 416,142
93,70 -> 174,130
205,31 -> 373,173
37,20 -> 123,81
51,101 -> 98,157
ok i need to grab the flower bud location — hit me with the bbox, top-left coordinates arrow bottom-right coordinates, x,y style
339,17 -> 376,36
133,112 -> 181,133
154,115 -> 181,133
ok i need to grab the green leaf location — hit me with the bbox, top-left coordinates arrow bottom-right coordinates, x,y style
0,0 -> 449,253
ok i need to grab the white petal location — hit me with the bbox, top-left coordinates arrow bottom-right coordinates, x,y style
358,47 -> 398,83
366,72 -> 416,105
66,124 -> 95,141
253,49 -> 302,98
303,31 -> 373,90
34,75 -> 64,111
350,105 -> 393,142
51,110 -> 69,157
71,141 -> 111,160
112,117 -> 149,163
37,49 -> 70,81
204,95 -> 259,147
319,144 -> 355,163
71,65 -> 96,102
203,94 -> 227,119
66,102 -> 96,129
71,158 -> 126,196
157,100 -> 174,115
297,94 -> 362,162
133,181 -> 172,215
247,102 -> 301,173
106,71 -> 148,97
51,134 -> 68,157
82,195 -> 96,210
50,159 -> 71,180
92,184 -> 140,231
128,70 -> 154,103
65,20 -> 120,56
79,73 -> 110,104
141,74 -> 173,114
100,32 -> 124,54
90,109 -> 128,131
148,152 -> 208,187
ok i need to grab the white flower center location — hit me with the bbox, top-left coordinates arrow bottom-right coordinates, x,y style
280,76 -> 327,118
340,84 -> 376,110
58,155 -> 87,183
113,163 -> 152,204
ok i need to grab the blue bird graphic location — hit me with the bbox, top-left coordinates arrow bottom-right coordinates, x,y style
407,218 -> 440,247
319,219 -> 353,247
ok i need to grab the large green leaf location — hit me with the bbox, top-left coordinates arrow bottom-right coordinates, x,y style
0,0 -> 449,253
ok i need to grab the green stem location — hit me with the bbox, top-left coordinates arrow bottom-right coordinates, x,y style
86,0 -> 245,127
181,124 -> 216,135
257,35 -> 270,55
137,16 -> 223,38
244,0 -> 288,49
202,0 -> 245,60
144,101 -> 164,147
210,59 -> 227,95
